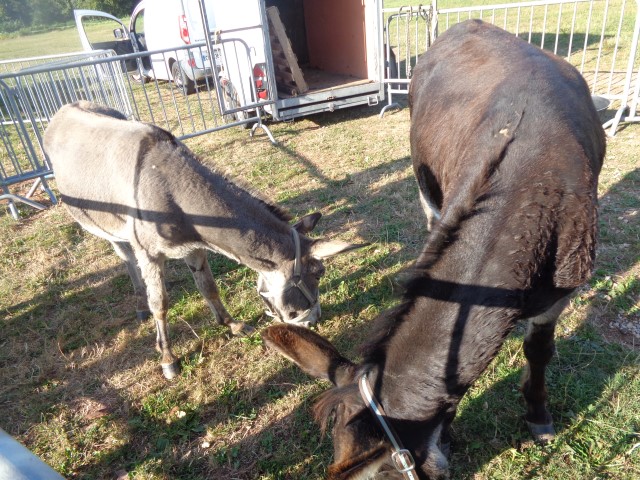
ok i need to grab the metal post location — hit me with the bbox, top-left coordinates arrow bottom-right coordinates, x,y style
604,0 -> 640,135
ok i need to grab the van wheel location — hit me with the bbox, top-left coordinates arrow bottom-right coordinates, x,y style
171,62 -> 196,95
221,78 -> 249,126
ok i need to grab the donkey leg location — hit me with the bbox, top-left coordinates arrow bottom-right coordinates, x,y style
438,408 -> 456,459
521,296 -> 570,443
184,250 -> 253,336
135,250 -> 180,380
419,188 -> 441,231
111,241 -> 151,320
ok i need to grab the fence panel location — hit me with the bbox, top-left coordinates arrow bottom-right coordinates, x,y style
0,39 -> 273,219
382,0 -> 640,134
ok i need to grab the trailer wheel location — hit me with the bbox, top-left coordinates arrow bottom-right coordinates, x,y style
171,62 -> 196,95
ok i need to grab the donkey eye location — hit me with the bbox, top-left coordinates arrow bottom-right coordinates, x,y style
288,311 -> 299,318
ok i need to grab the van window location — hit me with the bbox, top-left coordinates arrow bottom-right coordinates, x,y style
78,14 -> 134,57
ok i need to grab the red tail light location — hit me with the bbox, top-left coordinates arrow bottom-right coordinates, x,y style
253,65 -> 265,78
179,15 -> 190,44
253,64 -> 268,100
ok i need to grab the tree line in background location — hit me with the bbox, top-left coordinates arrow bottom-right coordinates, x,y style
0,0 -> 138,33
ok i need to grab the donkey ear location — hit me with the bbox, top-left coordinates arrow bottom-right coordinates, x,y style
292,212 -> 322,234
309,239 -> 370,259
262,324 -> 357,387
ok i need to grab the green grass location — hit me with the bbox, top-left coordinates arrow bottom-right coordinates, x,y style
384,0 -> 636,93
0,27 -> 83,61
0,17 -> 130,61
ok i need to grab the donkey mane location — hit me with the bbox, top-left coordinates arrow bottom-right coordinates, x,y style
358,109 -> 524,366
146,124 -> 294,225
359,302 -> 415,364
209,170 -> 293,224
252,195 -> 293,223
211,166 -> 294,223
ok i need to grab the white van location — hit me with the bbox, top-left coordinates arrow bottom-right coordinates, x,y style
75,0 -> 385,121
75,0 -> 220,95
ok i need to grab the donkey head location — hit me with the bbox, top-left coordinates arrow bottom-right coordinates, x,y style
256,213 -> 366,326
262,324 -> 449,479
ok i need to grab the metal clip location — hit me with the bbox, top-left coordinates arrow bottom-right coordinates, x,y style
391,449 -> 416,474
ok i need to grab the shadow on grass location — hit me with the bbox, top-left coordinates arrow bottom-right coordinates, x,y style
447,322 -> 639,478
588,166 -> 640,349
57,361 -> 333,479
57,315 -> 638,479
266,143 -> 421,256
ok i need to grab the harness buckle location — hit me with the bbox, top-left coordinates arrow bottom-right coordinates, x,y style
391,449 -> 416,474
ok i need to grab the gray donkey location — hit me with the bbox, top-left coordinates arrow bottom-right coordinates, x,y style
44,101 -> 363,379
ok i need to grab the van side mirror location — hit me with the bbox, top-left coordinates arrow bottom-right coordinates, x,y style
113,28 -> 124,39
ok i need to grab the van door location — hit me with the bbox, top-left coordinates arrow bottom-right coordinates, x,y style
131,0 -> 186,83
73,9 -> 141,74
128,5 -> 153,78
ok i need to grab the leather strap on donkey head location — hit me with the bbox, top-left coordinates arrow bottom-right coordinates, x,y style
257,228 -> 319,326
359,372 -> 418,480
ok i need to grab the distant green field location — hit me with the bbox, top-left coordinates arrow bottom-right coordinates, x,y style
0,1 -> 499,60
0,16 -> 130,61
0,27 -> 83,60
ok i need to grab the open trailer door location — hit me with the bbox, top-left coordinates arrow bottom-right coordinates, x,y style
198,0 -> 386,122
262,0 -> 386,121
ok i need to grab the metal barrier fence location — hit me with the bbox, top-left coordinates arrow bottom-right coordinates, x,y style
1,50 -> 129,219
0,35 -> 274,219
381,0 -> 640,136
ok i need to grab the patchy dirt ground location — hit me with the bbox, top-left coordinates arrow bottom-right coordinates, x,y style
584,118 -> 640,350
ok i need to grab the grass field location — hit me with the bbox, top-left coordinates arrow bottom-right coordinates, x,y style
2,102 -> 639,480
1,2 -> 640,479
0,27 -> 83,60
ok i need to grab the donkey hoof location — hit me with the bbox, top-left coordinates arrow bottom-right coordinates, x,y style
527,421 -> 556,444
136,310 -> 152,321
231,322 -> 255,336
161,361 -> 180,380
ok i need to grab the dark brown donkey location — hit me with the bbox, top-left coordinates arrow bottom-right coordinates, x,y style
44,101 -> 364,380
262,20 -> 605,479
